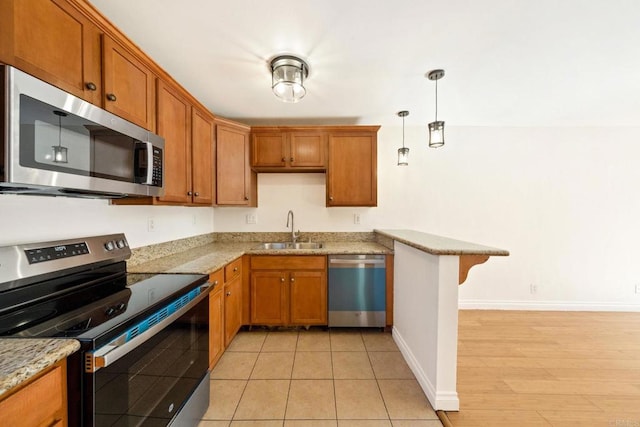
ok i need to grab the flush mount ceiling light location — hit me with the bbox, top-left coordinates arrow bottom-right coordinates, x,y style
427,69 -> 445,148
52,110 -> 68,163
270,55 -> 309,103
397,110 -> 409,166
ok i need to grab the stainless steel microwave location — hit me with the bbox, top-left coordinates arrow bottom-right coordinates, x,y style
0,65 -> 164,198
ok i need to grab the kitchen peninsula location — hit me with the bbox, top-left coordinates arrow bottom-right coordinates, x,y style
376,229 -> 509,411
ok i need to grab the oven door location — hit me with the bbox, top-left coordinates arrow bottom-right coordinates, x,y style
83,285 -> 210,427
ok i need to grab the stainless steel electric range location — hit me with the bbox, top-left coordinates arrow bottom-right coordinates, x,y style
0,234 -> 211,427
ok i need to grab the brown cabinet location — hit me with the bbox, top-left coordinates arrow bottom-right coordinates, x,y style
137,81 -> 213,206
327,128 -> 379,206
102,35 -> 156,130
0,359 -> 68,427
208,269 -> 225,368
224,257 -> 243,346
216,119 -> 256,206
250,256 -> 327,326
191,107 -> 215,205
0,0 -> 102,105
251,128 -> 327,171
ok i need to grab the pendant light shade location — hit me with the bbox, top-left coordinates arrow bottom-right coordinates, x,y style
52,110 -> 68,163
427,69 -> 445,148
271,55 -> 309,103
397,110 -> 409,166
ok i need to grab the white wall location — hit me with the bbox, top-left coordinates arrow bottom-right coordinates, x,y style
214,125 -> 640,310
0,195 -> 214,248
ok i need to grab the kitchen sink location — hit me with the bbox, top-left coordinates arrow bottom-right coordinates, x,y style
253,242 -> 324,250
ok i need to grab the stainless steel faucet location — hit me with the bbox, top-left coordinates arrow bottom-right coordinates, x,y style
286,210 -> 300,243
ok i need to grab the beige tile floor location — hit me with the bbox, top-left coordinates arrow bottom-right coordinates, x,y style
199,328 -> 443,427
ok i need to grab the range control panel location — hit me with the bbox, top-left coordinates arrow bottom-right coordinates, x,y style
25,242 -> 90,264
0,233 -> 132,290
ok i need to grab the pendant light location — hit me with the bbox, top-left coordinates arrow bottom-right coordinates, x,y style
397,110 -> 409,166
52,110 -> 68,163
270,55 -> 309,103
427,69 -> 445,148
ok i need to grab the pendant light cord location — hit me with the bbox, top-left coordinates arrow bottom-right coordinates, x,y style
58,114 -> 62,148
435,79 -> 438,122
402,114 -> 405,149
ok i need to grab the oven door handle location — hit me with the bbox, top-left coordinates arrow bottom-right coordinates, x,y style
85,283 -> 210,373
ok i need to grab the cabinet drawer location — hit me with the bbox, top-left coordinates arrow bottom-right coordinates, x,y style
0,360 -> 65,427
209,269 -> 224,289
225,258 -> 242,282
251,256 -> 326,270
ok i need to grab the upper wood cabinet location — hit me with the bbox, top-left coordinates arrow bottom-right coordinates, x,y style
156,79 -> 192,204
327,127 -> 379,207
191,107 -> 215,205
251,127 -> 327,171
0,0 -> 102,105
156,80 -> 214,205
102,35 -> 156,130
216,119 -> 256,206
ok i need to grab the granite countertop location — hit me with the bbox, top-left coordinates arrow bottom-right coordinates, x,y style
0,338 -> 80,397
128,240 -> 392,274
375,229 -> 509,256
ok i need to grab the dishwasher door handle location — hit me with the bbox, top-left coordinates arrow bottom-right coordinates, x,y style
329,258 -> 385,267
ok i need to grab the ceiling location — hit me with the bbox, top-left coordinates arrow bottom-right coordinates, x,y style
89,0 -> 640,127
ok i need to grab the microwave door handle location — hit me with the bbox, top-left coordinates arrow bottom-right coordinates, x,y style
143,141 -> 154,185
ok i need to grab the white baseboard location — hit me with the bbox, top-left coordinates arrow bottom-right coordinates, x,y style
458,299 -> 640,312
392,328 -> 459,411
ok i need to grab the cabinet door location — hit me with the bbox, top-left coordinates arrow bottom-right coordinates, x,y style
252,133 -> 286,167
289,271 -> 327,325
224,275 -> 243,346
209,286 -> 224,368
216,124 -> 252,205
289,132 -> 326,168
156,80 -> 192,204
103,35 -> 155,130
0,0 -> 102,104
250,271 -> 287,325
191,107 -> 215,205
327,133 -> 377,206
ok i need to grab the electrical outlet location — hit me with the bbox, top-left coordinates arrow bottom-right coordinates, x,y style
354,213 -> 361,225
192,214 -> 197,225
529,283 -> 537,294
246,213 -> 257,224
147,217 -> 156,232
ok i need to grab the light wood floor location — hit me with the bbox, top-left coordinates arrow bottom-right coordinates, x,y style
441,310 -> 640,427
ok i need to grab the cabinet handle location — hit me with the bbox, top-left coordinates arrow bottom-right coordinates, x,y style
213,280 -> 218,286
85,82 -> 97,91
281,157 -> 286,162
290,277 -> 295,282
281,277 -> 285,282
187,191 -> 193,196
329,196 -> 334,201
226,291 -> 231,296
290,157 -> 294,162
244,196 -> 249,201
106,93 -> 117,102
194,192 -> 199,197
233,267 -> 238,272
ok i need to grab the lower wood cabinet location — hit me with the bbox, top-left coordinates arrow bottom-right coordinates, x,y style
250,256 -> 327,326
208,269 -> 225,369
0,359 -> 68,427
224,257 -> 243,346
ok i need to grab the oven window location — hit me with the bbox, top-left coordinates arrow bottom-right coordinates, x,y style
19,95 -> 137,182
90,298 -> 209,426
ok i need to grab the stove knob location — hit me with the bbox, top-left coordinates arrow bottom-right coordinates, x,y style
116,239 -> 126,249
104,241 -> 115,251
116,303 -> 126,311
105,306 -> 116,317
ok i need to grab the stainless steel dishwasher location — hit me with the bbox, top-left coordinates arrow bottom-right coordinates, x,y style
328,254 -> 386,327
